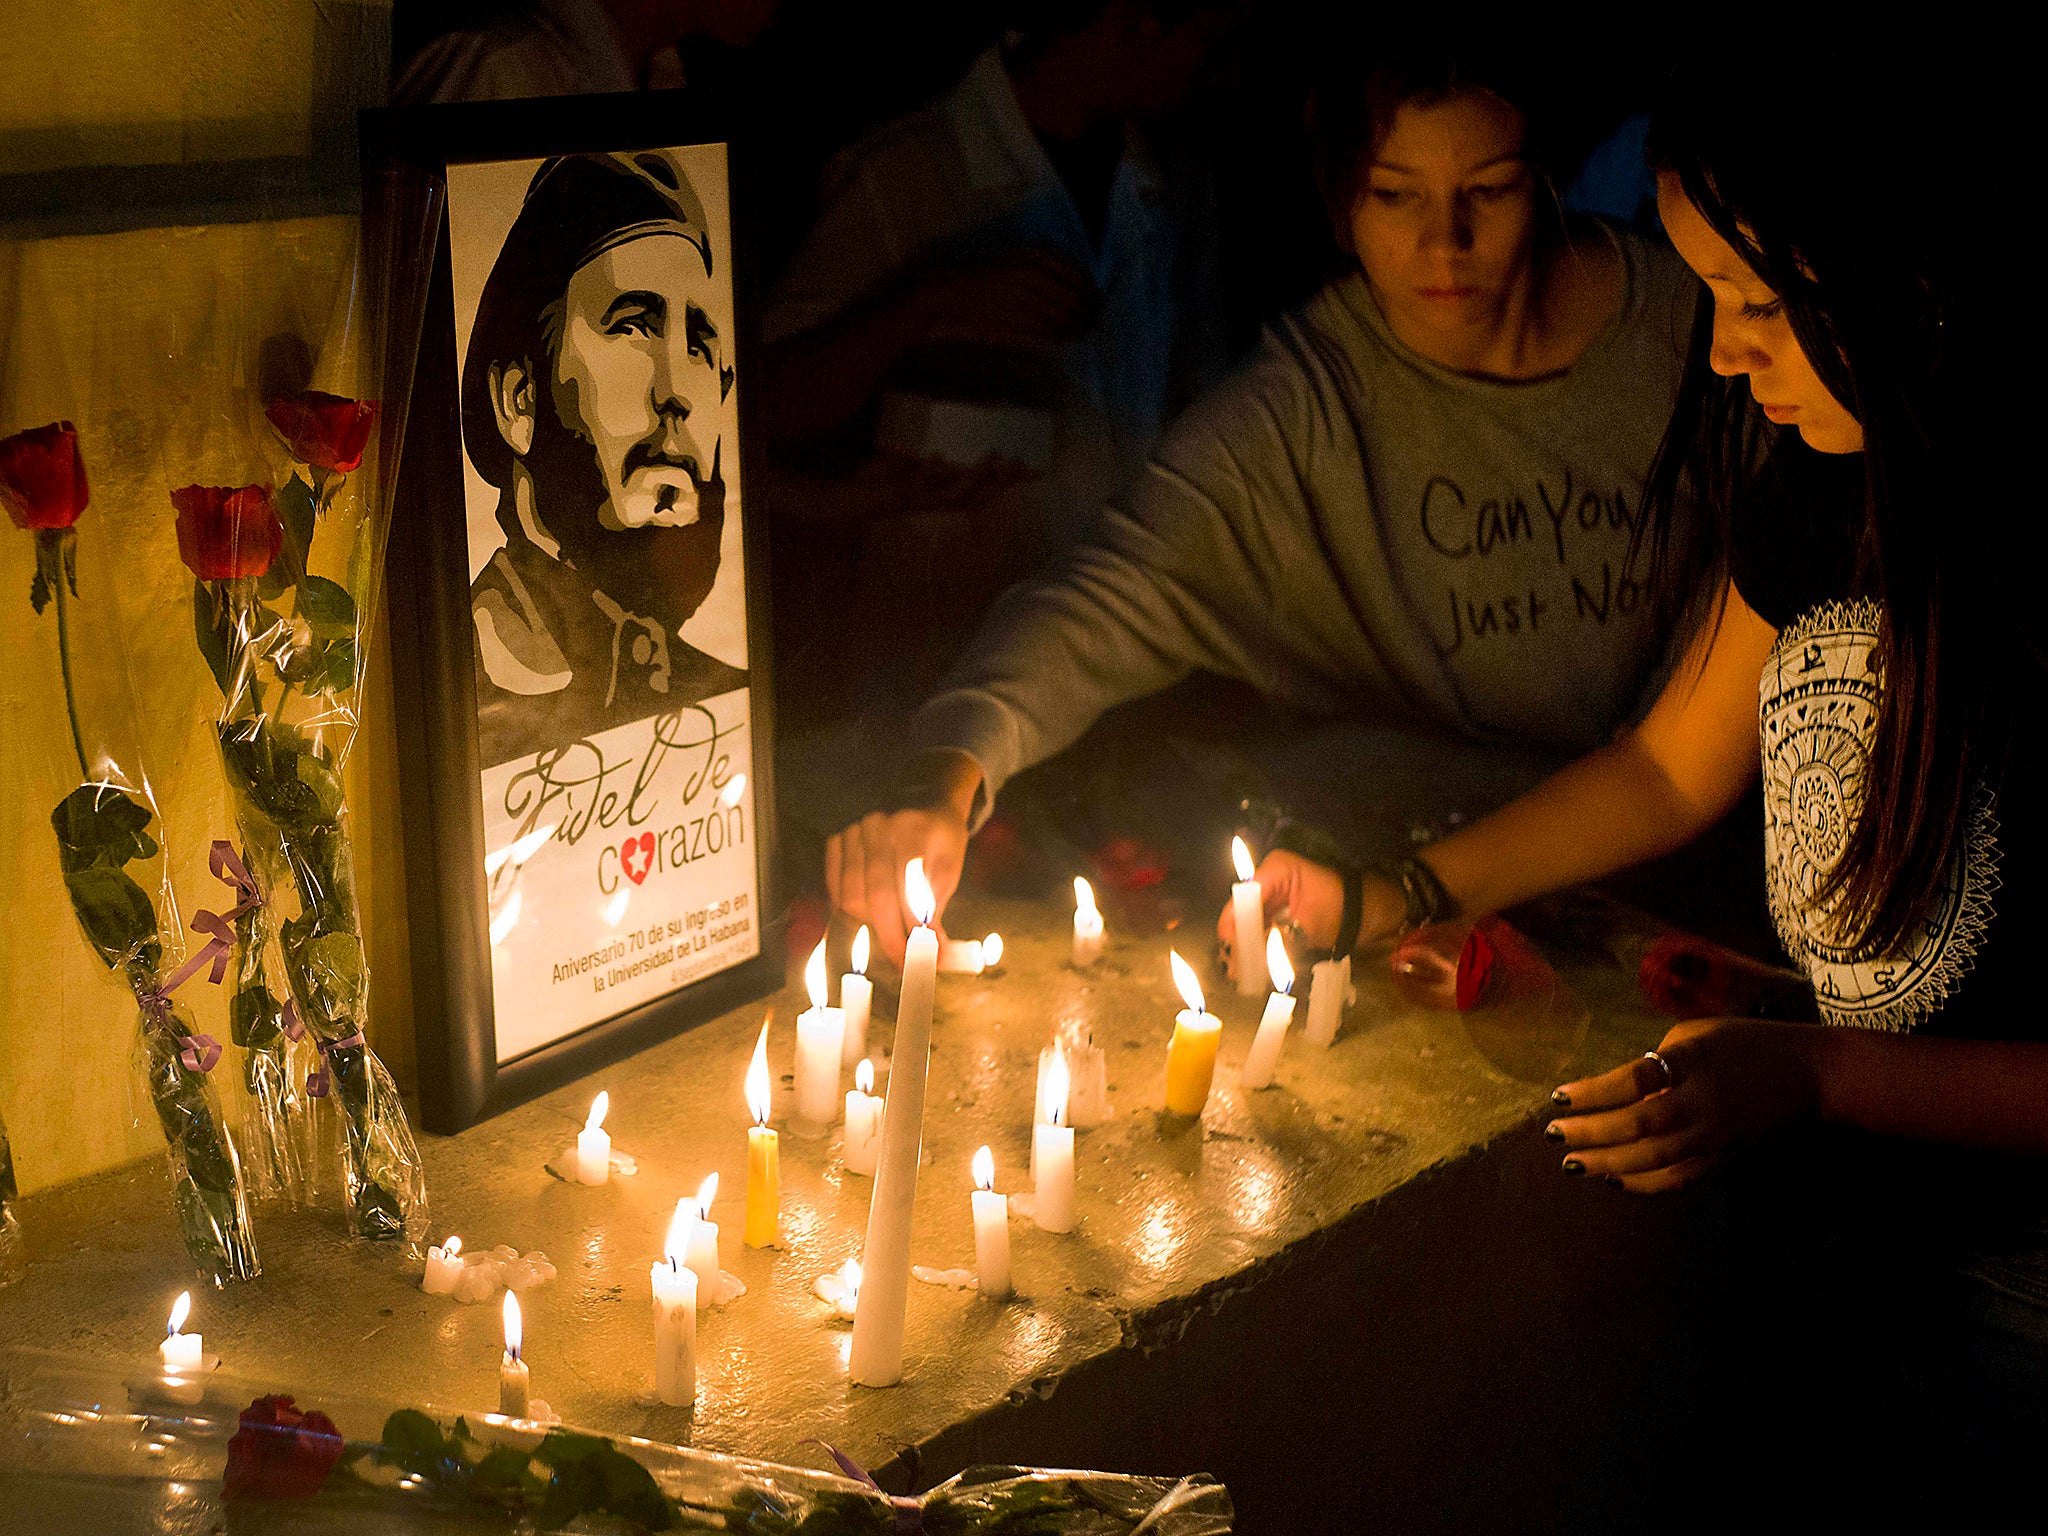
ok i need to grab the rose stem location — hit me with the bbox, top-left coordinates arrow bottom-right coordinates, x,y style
50,548 -> 90,780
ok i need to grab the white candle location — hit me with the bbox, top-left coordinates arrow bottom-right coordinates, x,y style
576,1091 -> 611,1185
1164,950 -> 1222,1117
1037,1024 -> 1110,1138
1231,836 -> 1266,995
743,1021 -> 779,1248
684,1173 -> 720,1306
651,1201 -> 698,1407
970,1145 -> 1013,1298
795,940 -> 846,1127
841,926 -> 873,1068
938,937 -> 984,974
499,1290 -> 530,1417
159,1291 -> 205,1374
422,1235 -> 465,1294
1033,1048 -> 1076,1233
849,859 -> 940,1387
1240,930 -> 1298,1090
844,1058 -> 884,1175
1072,876 -> 1104,967
1304,955 -> 1350,1047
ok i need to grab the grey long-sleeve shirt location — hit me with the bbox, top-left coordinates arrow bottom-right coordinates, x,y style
912,225 -> 1700,822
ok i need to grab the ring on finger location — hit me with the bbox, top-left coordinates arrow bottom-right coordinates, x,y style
1642,1049 -> 1676,1092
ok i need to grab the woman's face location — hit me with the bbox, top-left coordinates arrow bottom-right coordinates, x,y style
1349,91 -> 1536,340
1657,171 -> 1865,454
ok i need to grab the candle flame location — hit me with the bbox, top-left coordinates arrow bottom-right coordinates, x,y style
1073,875 -> 1098,918
696,1171 -> 719,1217
502,1289 -> 522,1359
904,858 -> 936,927
855,1057 -> 874,1094
746,1016 -> 772,1124
1169,949 -> 1206,1015
806,939 -> 828,1009
167,1291 -> 191,1337
719,772 -> 747,807
852,924 -> 870,975
1231,835 -> 1255,883
445,1235 -> 463,1259
983,932 -> 1004,967
665,1197 -> 693,1266
1266,928 -> 1294,994
1046,1044 -> 1070,1127
584,1090 -> 609,1134
972,1144 -> 995,1190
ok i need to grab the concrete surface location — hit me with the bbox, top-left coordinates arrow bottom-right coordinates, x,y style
0,893 -> 1676,1527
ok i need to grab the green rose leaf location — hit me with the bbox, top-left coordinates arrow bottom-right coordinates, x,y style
191,580 -> 236,695
297,750 -> 346,824
532,1432 -> 676,1532
297,574 -> 356,639
322,636 -> 359,694
229,984 -> 283,1049
50,784 -> 159,872
283,925 -> 363,1026
276,474 -> 316,580
60,861 -> 158,969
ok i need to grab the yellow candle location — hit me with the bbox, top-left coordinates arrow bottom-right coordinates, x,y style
1164,950 -> 1221,1116
743,1017 -> 779,1247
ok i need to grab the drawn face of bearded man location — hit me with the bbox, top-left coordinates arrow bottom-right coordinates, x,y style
488,228 -> 732,629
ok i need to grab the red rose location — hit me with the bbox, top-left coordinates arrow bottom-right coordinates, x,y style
174,485 -> 282,580
1088,835 -> 1170,893
1454,923 -> 1497,1011
222,1394 -> 344,1500
0,422 -> 89,530
266,391 -> 377,473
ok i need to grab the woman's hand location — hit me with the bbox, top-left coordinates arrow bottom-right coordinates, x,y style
1546,1017 -> 1825,1192
1213,850 -> 1405,982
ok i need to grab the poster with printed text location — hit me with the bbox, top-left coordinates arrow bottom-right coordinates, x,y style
444,144 -> 760,1064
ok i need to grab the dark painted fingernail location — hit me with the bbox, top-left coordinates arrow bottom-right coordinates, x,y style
1562,1157 -> 1584,1176
1551,1089 -> 1571,1108
1543,1122 -> 1565,1142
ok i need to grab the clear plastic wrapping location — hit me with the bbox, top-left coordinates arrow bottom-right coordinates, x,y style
0,1349 -> 1235,1534
6,421 -> 261,1282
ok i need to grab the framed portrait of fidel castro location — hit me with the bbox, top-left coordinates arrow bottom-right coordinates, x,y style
367,92 -> 780,1133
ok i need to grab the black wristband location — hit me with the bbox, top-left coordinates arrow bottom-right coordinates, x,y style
1371,855 -> 1457,934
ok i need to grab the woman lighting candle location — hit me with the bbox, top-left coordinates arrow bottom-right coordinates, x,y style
971,1145 -> 1013,1297
849,858 -> 941,1388
499,1290 -> 530,1417
651,1199 -> 698,1407
841,925 -> 873,1067
743,1019 -> 779,1248
1165,950 -> 1222,1116
1241,929 -> 1298,1090
1072,876 -> 1104,967
576,1091 -> 611,1185
794,940 -> 845,1128
1230,837 -> 1266,995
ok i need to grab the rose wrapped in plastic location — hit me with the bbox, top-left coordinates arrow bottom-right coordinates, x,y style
223,1394 -> 346,1501
8,422 -> 261,1283
186,395 -> 426,1243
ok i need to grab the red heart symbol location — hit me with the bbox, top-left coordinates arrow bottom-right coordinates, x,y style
622,832 -> 655,885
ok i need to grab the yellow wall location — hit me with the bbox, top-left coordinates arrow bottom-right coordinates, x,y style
0,2 -> 406,1198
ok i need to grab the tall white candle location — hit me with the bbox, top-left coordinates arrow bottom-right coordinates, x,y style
849,859 -> 940,1387
1304,955 -> 1350,1047
1240,930 -> 1298,1089
160,1290 -> 204,1374
1033,1049 -> 1076,1233
970,1145 -> 1013,1298
499,1290 -> 531,1417
795,941 -> 846,1127
576,1091 -> 611,1185
1072,876 -> 1104,967
651,1200 -> 698,1407
844,1059 -> 884,1175
684,1173 -> 720,1306
423,1235 -> 465,1294
841,926 -> 873,1067
1231,836 -> 1266,995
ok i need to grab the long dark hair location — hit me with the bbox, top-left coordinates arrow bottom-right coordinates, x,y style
1640,37 -> 2014,955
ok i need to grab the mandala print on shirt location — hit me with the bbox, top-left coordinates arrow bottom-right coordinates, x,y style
1759,598 -> 2000,1032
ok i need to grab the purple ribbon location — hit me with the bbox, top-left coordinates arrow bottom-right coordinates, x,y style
177,1033 -> 223,1073
306,1031 -> 365,1098
280,999 -> 306,1042
209,840 -> 259,910
804,1443 -> 922,1533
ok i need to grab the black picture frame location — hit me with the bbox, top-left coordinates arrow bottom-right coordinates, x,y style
365,94 -> 780,1134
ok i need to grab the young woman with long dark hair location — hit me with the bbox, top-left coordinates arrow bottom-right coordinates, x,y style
1228,34 -> 2044,1475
